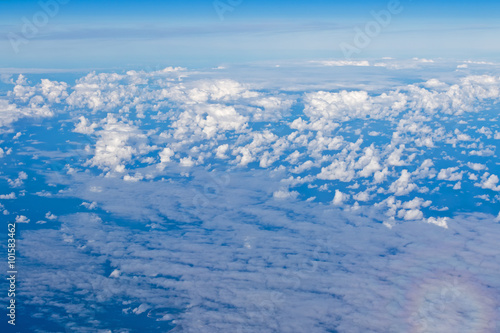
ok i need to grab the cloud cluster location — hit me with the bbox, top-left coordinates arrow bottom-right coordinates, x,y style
2,61 -> 499,331
2,65 -> 497,224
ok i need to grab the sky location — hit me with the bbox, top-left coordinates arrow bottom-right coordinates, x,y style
1,2 -> 500,333
0,0 -> 499,69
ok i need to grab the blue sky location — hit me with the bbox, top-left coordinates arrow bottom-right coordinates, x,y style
0,0 -> 500,68
1,0 -> 499,69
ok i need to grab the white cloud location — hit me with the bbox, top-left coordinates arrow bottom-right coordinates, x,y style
469,148 -> 495,157
467,162 -> 486,171
437,167 -> 463,181
249,96 -> 295,121
373,167 -> 390,184
356,145 -> 382,178
45,212 -> 57,220
426,216 -> 449,228
403,209 -> 424,220
0,98 -> 53,130
39,79 -> 69,103
173,104 -> 248,140
273,189 -> 299,200
389,170 -> 417,196
312,60 -> 370,67
158,147 -> 174,164
15,215 -> 30,223
0,192 -> 16,199
332,190 -> 349,205
477,173 -> 500,191
318,159 -> 356,182
81,201 -> 98,210
88,115 -> 153,173
403,198 -> 432,210
215,144 -> 229,159
387,145 -> 407,166
179,156 -> 195,167
132,304 -> 150,315
353,190 -> 372,202
8,171 -> 28,188
424,78 -> 447,88
73,116 -> 98,135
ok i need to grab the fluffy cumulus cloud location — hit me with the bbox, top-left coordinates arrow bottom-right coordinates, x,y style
0,192 -> 16,199
73,116 -> 98,135
15,215 -> 30,223
172,103 -> 249,139
301,74 -> 500,124
389,170 -> 418,196
3,61 -> 500,332
303,90 -> 405,121
332,189 -> 349,205
3,65 -> 494,222
0,97 -> 53,131
437,167 -> 463,181
87,114 -> 154,172
477,173 -> 500,191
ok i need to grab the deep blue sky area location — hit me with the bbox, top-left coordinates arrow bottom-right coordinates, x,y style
1,0 -> 499,21
0,0 -> 499,68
